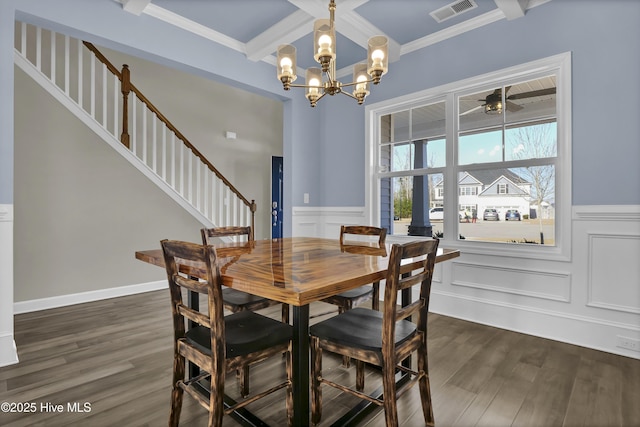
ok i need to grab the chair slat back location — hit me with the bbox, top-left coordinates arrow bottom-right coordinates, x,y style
339,225 -> 387,245
201,226 -> 254,245
161,239 -> 225,354
382,239 -> 439,352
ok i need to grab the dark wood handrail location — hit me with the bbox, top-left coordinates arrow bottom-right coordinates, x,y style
82,41 -> 257,222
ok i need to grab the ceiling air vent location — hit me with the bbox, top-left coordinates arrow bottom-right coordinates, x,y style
430,0 -> 478,23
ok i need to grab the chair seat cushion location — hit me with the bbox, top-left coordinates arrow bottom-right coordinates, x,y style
186,310 -> 292,358
222,287 -> 269,307
333,285 -> 374,300
310,307 -> 416,353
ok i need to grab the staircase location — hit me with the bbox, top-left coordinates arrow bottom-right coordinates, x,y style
13,22 -> 256,232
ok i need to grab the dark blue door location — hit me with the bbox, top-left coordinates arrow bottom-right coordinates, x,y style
271,156 -> 283,239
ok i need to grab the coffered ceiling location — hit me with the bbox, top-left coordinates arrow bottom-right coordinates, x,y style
120,0 -> 550,77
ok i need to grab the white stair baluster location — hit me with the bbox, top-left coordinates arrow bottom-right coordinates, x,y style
20,22 -> 26,56
131,97 -> 137,155
152,113 -> 157,173
77,39 -> 83,108
50,31 -> 56,86
188,152 -> 193,203
64,35 -> 70,95
102,63 -> 107,128
203,167 -> 209,218
179,142 -> 185,197
90,52 -> 95,119
36,27 -> 41,71
113,74 -> 119,138
141,107 -> 147,164
196,159 -> 201,211
161,126 -> 167,181
171,133 -> 176,188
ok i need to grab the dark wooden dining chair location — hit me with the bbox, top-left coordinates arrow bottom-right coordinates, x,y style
320,225 -> 386,375
201,226 -> 290,323
310,239 -> 440,427
161,239 -> 293,427
201,226 -> 290,397
322,225 -> 387,312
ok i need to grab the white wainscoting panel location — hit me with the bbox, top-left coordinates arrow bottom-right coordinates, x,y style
291,204 -> 640,358
587,233 -> 640,314
292,206 -> 367,238
451,261 -> 571,302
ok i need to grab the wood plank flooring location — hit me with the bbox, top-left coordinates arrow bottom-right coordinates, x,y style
1,290 -> 639,426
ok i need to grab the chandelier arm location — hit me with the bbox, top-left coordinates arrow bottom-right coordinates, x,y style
315,92 -> 328,103
323,69 -> 336,86
339,77 -> 375,89
340,91 -> 358,100
287,83 -> 318,89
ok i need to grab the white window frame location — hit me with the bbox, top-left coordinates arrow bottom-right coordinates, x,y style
364,52 -> 572,261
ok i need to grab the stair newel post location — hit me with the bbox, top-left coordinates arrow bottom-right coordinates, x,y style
120,64 -> 131,149
250,200 -> 257,238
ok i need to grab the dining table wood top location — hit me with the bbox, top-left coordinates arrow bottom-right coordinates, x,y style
136,237 -> 459,307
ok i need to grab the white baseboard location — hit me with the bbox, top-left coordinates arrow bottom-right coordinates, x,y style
13,281 -> 167,314
430,290 -> 640,360
0,333 -> 19,367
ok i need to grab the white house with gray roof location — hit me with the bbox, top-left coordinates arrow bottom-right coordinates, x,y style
434,169 -> 539,220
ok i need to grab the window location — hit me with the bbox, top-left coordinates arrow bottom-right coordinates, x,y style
378,101 -> 447,237
368,53 -> 571,260
460,186 -> 478,196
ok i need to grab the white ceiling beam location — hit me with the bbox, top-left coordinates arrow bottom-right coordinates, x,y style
245,10 -> 314,62
122,0 -> 151,16
144,4 -> 245,53
336,12 -> 401,63
290,0 -> 400,63
288,0 -> 338,19
494,0 -> 529,20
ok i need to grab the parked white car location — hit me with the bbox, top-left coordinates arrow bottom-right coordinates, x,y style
429,207 -> 444,221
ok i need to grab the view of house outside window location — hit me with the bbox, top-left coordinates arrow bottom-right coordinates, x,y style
378,74 -> 558,246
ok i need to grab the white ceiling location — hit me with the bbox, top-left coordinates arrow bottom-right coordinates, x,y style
120,0 -> 550,78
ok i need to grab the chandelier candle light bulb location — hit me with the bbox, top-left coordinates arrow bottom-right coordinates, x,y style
352,63 -> 370,104
276,45 -> 297,89
280,57 -> 293,76
305,68 -> 323,107
276,0 -> 389,107
371,49 -> 384,68
317,35 -> 333,56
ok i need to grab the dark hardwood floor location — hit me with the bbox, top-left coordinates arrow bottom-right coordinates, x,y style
1,290 -> 638,426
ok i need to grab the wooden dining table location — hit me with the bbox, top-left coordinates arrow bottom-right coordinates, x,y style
135,236 -> 459,426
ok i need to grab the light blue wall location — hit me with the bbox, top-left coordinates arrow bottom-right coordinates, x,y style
4,0 -> 640,211
319,96 -> 366,206
314,0 -> 640,207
